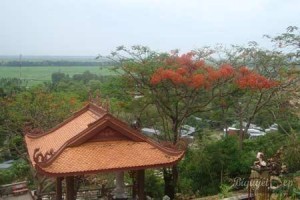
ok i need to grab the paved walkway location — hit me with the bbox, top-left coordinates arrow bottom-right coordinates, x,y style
1,193 -> 33,200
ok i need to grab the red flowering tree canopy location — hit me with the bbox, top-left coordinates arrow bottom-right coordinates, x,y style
150,52 -> 278,91
235,66 -> 278,90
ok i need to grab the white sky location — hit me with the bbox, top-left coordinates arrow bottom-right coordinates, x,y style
0,0 -> 299,56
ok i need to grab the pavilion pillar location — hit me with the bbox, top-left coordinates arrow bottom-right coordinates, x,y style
113,171 -> 128,199
65,176 -> 75,200
56,177 -> 63,200
137,169 -> 145,200
131,171 -> 138,199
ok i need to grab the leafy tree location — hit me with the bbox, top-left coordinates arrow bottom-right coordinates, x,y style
197,28 -> 300,149
107,45 -> 283,198
51,72 -> 70,85
73,70 -> 99,84
0,85 -> 84,196
108,47 -> 237,198
179,136 -> 243,196
179,132 -> 297,197
144,170 -> 164,199
284,132 -> 300,172
0,78 -> 26,97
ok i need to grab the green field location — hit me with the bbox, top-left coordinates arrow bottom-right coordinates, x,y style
0,66 -> 116,85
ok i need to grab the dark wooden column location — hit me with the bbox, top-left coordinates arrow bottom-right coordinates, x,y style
137,169 -> 145,200
56,177 -> 63,200
131,171 -> 138,199
65,176 -> 75,200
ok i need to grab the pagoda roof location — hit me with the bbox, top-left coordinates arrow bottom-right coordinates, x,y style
24,103 -> 184,177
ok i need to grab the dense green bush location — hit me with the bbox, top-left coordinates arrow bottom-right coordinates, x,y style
144,170 -> 164,199
0,169 -> 15,185
179,132 -> 300,197
179,136 -> 252,196
0,160 -> 30,185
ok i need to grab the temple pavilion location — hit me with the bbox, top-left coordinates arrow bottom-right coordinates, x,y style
25,103 -> 185,200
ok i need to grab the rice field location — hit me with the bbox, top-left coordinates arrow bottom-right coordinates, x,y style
0,66 -> 116,85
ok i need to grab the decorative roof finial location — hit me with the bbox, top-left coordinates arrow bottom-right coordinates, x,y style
89,90 -> 111,112
105,97 -> 111,112
23,122 -> 44,135
88,89 -> 93,102
130,117 -> 141,130
94,90 -> 102,107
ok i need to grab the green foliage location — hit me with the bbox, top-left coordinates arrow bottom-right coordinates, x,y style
0,160 -> 30,185
272,175 -> 300,200
219,184 -> 233,198
5,86 -> 83,130
0,84 -> 85,164
49,70 -> 127,102
54,81 -> 89,101
88,80 -> 102,92
243,133 -> 284,157
179,131 -> 300,197
278,115 -> 300,134
284,133 -> 300,173
73,70 -> 99,84
51,72 -> 70,84
145,170 -> 164,199
178,177 -> 194,195
179,147 -> 220,196
179,134 -> 276,196
0,169 -> 15,185
11,160 -> 31,181
0,78 -> 26,97
0,70 -> 131,189
8,135 -> 25,159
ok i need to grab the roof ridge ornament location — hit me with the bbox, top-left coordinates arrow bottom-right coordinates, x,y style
159,139 -> 188,152
130,117 -> 142,130
23,122 -> 44,135
89,91 -> 110,112
175,139 -> 188,151
33,148 -> 55,166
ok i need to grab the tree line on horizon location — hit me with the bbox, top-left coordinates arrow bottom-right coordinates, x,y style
0,60 -> 116,67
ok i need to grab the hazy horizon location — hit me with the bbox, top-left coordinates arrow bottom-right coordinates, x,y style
1,0 -> 299,56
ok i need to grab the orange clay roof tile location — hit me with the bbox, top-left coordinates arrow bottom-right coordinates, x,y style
25,109 -> 102,163
25,103 -> 185,176
38,141 -> 184,176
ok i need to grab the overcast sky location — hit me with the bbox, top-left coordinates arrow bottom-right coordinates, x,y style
0,0 -> 299,56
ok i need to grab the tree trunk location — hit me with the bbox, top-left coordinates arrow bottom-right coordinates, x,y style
137,170 -> 145,200
220,165 -> 223,185
238,103 -> 244,150
66,176 -> 75,200
172,119 -> 179,145
56,177 -> 63,200
163,165 -> 178,200
163,168 -> 174,199
162,120 -> 180,199
239,121 -> 244,150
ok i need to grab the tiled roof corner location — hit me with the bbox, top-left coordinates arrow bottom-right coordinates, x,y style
25,103 -> 185,176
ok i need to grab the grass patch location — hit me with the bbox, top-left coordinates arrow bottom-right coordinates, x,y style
0,66 -> 117,85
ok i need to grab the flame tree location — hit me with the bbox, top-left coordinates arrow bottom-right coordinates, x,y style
109,46 -> 284,198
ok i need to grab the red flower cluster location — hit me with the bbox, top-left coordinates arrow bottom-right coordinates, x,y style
150,68 -> 185,85
235,67 -> 278,90
150,52 -> 278,91
150,53 -> 235,89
